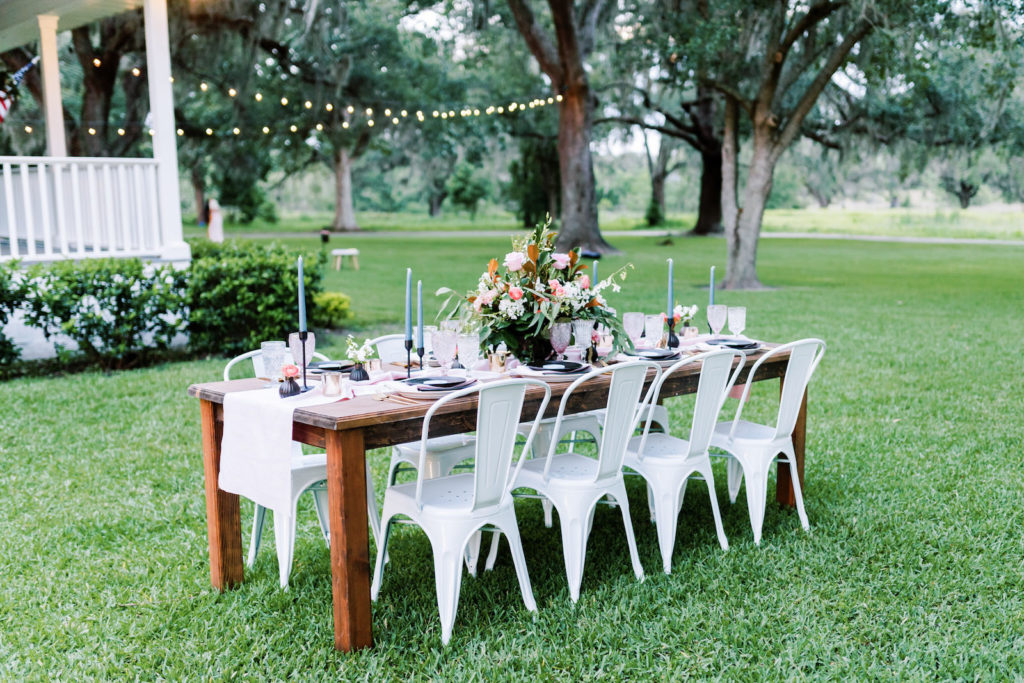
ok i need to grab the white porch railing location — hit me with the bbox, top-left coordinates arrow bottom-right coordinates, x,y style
0,156 -> 166,262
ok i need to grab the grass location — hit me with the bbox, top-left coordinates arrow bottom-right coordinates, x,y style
2,234 -> 1024,678
183,206 -> 1024,241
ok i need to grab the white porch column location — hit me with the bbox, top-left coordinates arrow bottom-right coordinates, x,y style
37,15 -> 67,158
143,0 -> 190,262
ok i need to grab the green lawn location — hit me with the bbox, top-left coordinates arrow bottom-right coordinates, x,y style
183,206 -> 1024,240
2,234 -> 1023,678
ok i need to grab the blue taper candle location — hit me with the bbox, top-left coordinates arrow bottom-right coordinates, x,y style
297,256 -> 307,332
667,258 -> 674,320
709,265 -> 715,306
404,268 -> 413,342
416,280 -> 424,349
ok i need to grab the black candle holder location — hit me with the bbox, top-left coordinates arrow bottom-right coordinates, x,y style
667,320 -> 679,350
299,329 -> 313,393
416,346 -> 425,373
404,338 -> 413,378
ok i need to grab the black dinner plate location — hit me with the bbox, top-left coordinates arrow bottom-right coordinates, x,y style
706,338 -> 761,351
527,360 -> 587,373
401,376 -> 475,391
307,360 -> 355,373
624,348 -> 680,360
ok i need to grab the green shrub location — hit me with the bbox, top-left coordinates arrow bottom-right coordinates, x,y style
187,242 -> 324,355
312,291 -> 353,329
21,258 -> 188,370
0,260 -> 26,367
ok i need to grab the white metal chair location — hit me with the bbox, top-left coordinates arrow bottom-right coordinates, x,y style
709,338 -> 826,545
512,361 -> 660,602
623,350 -> 745,573
223,350 -> 382,588
371,379 -> 551,645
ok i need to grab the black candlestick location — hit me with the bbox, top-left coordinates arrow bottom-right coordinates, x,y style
667,321 -> 679,350
416,346 -> 425,373
405,338 -> 413,378
299,330 -> 312,392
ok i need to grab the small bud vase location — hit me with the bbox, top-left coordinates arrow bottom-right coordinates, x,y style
350,363 -> 370,382
279,377 -> 301,398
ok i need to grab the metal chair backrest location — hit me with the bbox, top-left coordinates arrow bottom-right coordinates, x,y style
543,361 -> 661,484
223,349 -> 330,381
728,338 -> 826,441
415,379 -> 551,513
634,349 -> 745,460
370,334 -> 408,364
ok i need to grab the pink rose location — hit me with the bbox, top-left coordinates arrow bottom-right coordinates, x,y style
504,251 -> 526,272
509,286 -> 523,300
552,253 -> 570,270
282,364 -> 300,379
480,289 -> 497,306
579,274 -> 591,289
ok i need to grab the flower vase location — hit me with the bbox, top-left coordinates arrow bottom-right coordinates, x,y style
667,321 -> 679,349
350,363 -> 370,382
279,377 -> 301,398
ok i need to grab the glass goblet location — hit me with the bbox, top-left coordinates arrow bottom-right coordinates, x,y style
550,322 -> 572,360
457,333 -> 481,370
288,331 -> 316,365
572,319 -> 595,349
728,306 -> 747,337
430,328 -> 457,375
707,305 -> 727,337
644,315 -> 664,348
622,312 -> 644,347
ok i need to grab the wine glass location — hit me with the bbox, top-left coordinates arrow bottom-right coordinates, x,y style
707,305 -> 727,337
259,340 -> 286,385
623,312 -> 644,347
457,332 -> 481,370
572,319 -> 595,350
728,306 -> 747,337
430,328 -> 457,375
550,322 -> 572,361
644,315 -> 664,348
287,332 -> 315,365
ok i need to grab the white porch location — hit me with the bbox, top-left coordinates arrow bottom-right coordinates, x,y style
0,0 -> 189,264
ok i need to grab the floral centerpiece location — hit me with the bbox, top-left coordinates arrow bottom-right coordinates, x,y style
440,220 -> 631,364
345,335 -> 376,381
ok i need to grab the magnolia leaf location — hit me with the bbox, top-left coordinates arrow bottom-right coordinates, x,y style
527,244 -> 540,264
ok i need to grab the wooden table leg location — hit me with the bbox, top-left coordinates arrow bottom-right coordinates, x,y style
325,429 -> 373,651
200,399 -> 244,589
775,383 -> 808,508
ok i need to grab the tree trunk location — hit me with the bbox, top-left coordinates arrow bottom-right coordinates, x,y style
721,96 -> 740,273
726,136 -> 774,290
806,182 -> 831,208
428,192 -> 446,217
555,86 -> 613,253
693,145 -> 723,234
332,147 -> 359,231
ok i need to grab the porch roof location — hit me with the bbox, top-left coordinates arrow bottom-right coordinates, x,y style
0,0 -> 142,52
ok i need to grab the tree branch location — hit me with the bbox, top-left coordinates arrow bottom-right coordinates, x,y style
506,0 -> 563,83
594,116 -> 701,149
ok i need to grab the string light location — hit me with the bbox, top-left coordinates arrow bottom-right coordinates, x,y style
365,107 -> 373,116
304,100 -> 312,109
347,105 -> 355,114
262,126 -> 270,134
177,128 -> 184,136
325,103 -> 333,111
556,94 -> 563,102
280,97 -> 288,106
228,88 -> 237,97
92,58 -> 101,67
88,127 -> 96,135
24,125 -> 32,133
148,129 -> 154,136
205,128 -> 213,135
255,92 -> 263,101
200,82 -> 208,91
401,110 -> 407,117
342,121 -> 349,129
131,67 -> 141,77
384,108 -> 391,116
432,110 -> 439,117
367,119 -> 374,127
232,127 -> 240,135
316,123 -> 323,130
289,124 -> 298,132
117,128 -> 125,136
391,117 -> 398,124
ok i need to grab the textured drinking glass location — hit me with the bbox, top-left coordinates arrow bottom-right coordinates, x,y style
431,328 -> 457,375
623,312 -> 644,346
551,322 -> 572,360
288,331 -> 316,365
728,306 -> 747,337
644,315 -> 664,348
572,319 -> 595,349
260,341 -> 286,384
707,305 -> 727,336
457,333 -> 481,369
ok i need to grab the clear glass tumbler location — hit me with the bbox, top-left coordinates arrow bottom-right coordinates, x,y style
260,341 -> 287,385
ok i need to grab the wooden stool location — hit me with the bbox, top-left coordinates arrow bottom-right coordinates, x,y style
331,248 -> 360,270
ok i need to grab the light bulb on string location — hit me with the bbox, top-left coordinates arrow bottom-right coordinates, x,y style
441,112 -> 448,119
205,128 -> 213,135
176,128 -> 184,136
200,82 -> 208,91
432,110 -> 439,117
131,67 -> 141,77
262,126 -> 270,134
304,100 -> 312,109
93,58 -> 101,67
88,127 -> 97,135
255,92 -> 263,101
391,117 -> 399,124
384,108 -> 391,116
280,97 -> 289,106
232,127 -> 240,135
325,103 -> 333,111
497,106 -> 504,114
24,125 -> 32,133
289,124 -> 298,132
347,105 -> 354,114
117,128 -> 125,136
367,119 -> 374,127
316,123 -> 323,131
228,88 -> 237,97
556,94 -> 563,102
365,107 -> 373,116
342,121 -> 349,129
400,110 -> 407,117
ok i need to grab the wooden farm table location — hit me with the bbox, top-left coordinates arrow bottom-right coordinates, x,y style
187,346 -> 807,651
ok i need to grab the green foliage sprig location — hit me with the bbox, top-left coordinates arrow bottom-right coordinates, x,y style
0,260 -> 26,368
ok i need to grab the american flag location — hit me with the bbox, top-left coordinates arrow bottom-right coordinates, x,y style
0,56 -> 39,124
